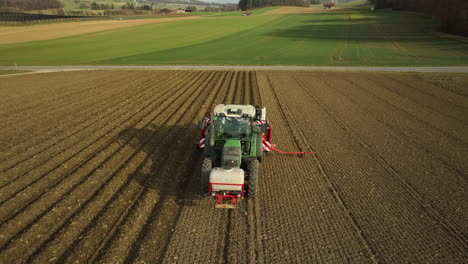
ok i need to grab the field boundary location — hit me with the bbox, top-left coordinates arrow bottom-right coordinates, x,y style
1,66 -> 468,73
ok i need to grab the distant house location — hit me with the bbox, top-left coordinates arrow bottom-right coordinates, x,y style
176,8 -> 185,13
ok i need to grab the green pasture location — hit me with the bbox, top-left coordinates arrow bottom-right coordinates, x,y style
1,9 -> 467,66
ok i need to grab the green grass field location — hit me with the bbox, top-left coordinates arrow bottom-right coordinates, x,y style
1,8 -> 467,66
0,70 -> 30,75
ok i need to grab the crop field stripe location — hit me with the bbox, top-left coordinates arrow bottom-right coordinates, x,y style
274,72 -> 466,262
267,73 -> 380,261
0,71 -> 190,217
373,74 -> 467,123
342,73 -> 468,144
254,72 -> 374,263
0,69 -> 188,239
57,72 -> 221,263
141,72 -> 232,263
247,71 -> 264,264
307,74 -> 468,233
126,72 -> 230,263
337,73 -> 468,176
0,70 -> 214,262
0,71 -> 171,158
0,71 -> 181,176
0,71 -> 134,133
344,73 -> 468,152
27,71 -> 212,263
0,71 -> 120,115
337,73 -> 468,174
158,71 -> 248,264
0,72 -> 189,205
0,71 -> 196,245
101,71 -> 223,263
293,74 -> 468,247
0,71 -> 176,174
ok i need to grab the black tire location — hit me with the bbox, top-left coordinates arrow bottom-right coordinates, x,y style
256,133 -> 263,162
246,159 -> 259,198
201,157 -> 212,194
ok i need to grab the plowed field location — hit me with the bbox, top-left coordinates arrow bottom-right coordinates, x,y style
0,70 -> 466,263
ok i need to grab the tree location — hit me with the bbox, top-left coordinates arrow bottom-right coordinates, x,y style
186,5 -> 196,12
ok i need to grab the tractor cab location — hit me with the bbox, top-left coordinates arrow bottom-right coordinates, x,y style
198,104 -> 272,208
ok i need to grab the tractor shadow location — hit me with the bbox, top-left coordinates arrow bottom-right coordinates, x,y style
118,123 -> 204,207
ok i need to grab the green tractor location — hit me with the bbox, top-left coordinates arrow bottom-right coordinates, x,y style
198,104 -> 272,208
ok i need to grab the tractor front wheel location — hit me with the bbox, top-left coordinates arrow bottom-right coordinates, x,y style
201,157 -> 212,194
246,159 -> 259,198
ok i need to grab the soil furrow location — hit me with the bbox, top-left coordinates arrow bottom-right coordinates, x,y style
0,71 -> 120,115
31,72 -> 221,264
0,72 -> 210,262
0,71 -> 180,177
271,72 -> 465,263
120,71 -> 225,264
372,73 -> 467,123
295,74 -> 467,245
0,71 -> 173,161
362,74 -> 468,143
337,73 -> 467,174
266,73 -> 379,262
95,72 -> 230,264
0,72 -> 191,209
159,71 -> 241,264
0,71 -> 133,134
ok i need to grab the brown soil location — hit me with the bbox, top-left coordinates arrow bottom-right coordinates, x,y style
0,16 -> 199,44
0,70 -> 466,263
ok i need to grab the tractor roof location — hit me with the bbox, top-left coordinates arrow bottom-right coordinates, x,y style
214,104 -> 256,118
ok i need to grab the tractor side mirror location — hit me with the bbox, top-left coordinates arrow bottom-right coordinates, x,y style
260,124 -> 268,133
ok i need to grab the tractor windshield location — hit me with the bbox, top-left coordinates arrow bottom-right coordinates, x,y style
214,116 -> 251,140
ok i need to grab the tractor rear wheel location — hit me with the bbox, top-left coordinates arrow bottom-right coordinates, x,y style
246,159 -> 259,198
201,157 -> 212,194
257,134 -> 263,162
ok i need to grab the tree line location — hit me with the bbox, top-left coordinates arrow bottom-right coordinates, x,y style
369,0 -> 468,35
0,0 -> 62,10
239,0 -> 308,11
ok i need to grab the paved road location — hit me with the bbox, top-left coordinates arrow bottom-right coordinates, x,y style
2,65 -> 468,73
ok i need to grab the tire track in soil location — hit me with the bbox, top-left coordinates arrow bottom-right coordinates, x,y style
0,71 -> 169,161
0,71 -> 211,263
226,71 -> 263,264
295,73 -> 467,244
30,71 -> 223,264
92,72 -> 231,264
259,72 -> 378,263
0,71 -> 177,180
221,71 -> 260,264
0,72 -> 190,216
0,72 -> 203,262
272,72 -> 465,263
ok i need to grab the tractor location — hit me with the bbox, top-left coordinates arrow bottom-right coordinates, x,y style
198,104 -> 272,208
